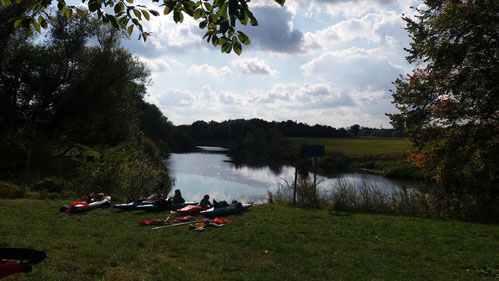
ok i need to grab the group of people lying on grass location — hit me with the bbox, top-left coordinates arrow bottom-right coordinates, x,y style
199,194 -> 243,209
129,189 -> 243,210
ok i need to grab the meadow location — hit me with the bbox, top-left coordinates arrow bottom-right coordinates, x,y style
1,199 -> 497,280
287,137 -> 411,156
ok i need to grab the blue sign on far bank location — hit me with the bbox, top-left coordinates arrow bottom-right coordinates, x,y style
306,145 -> 325,158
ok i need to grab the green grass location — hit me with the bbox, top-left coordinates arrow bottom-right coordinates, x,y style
1,199 -> 498,280
288,137 -> 411,156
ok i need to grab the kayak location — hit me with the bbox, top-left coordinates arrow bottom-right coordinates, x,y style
176,205 -> 211,214
114,201 -> 151,211
67,196 -> 112,213
136,201 -> 198,211
200,203 -> 252,217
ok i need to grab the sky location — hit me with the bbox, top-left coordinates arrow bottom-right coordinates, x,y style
117,0 -> 421,128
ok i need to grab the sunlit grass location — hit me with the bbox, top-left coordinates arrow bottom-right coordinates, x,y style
1,199 -> 497,280
287,137 -> 411,156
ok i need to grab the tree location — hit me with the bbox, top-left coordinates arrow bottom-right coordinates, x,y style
348,124 -> 360,137
388,0 -> 498,218
1,0 -> 286,55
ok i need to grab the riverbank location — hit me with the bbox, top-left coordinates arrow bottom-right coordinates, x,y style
285,137 -> 430,180
1,199 -> 497,280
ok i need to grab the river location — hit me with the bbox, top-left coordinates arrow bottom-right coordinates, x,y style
164,146 -> 414,204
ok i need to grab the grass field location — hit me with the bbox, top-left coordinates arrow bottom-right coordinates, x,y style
287,137 -> 412,157
1,199 -> 498,280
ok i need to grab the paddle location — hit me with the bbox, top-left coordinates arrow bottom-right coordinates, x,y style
165,210 -> 175,221
152,221 -> 194,230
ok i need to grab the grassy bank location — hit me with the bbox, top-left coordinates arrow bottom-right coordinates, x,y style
1,199 -> 498,280
287,137 -> 411,156
286,137 -> 428,179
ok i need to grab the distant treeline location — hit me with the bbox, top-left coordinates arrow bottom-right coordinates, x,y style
175,119 -> 404,150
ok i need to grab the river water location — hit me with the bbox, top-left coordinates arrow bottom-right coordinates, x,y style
164,146 -> 412,204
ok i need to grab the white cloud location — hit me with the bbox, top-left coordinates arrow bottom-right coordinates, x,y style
301,47 -> 404,91
189,64 -> 232,78
307,11 -> 407,49
242,5 -> 313,54
139,57 -> 170,73
136,0 -> 417,128
232,58 -> 277,75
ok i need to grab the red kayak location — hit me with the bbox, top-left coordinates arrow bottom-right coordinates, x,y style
176,205 -> 210,214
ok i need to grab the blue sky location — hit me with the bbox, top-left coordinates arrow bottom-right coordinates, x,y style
116,0 -> 420,128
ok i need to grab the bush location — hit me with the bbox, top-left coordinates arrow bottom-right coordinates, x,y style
78,143 -> 173,200
0,181 -> 26,199
272,175 -> 328,207
31,178 -> 66,193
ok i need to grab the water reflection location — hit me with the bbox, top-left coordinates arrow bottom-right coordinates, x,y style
164,146 -> 409,204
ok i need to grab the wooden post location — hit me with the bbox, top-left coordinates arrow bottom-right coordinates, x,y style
293,161 -> 298,205
313,157 -> 317,203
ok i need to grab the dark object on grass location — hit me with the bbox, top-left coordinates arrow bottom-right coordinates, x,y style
0,248 -> 46,279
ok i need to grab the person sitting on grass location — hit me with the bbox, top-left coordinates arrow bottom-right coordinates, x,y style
199,195 -> 213,207
170,189 -> 185,204
86,186 -> 105,203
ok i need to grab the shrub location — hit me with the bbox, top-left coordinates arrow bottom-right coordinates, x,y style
272,175 -> 328,207
0,181 -> 26,199
31,178 -> 66,193
79,143 -> 173,200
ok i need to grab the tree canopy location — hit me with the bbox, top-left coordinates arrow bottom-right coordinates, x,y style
1,0 -> 285,55
388,0 -> 498,218
0,8 -> 174,197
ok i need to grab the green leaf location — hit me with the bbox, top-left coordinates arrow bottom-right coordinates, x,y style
76,8 -> 87,18
249,12 -> 258,26
274,0 -> 285,6
31,20 -> 41,33
209,13 -> 218,23
182,2 -> 194,16
107,15 -> 119,28
141,10 -> 150,20
164,6 -> 171,15
13,19 -> 22,29
204,2 -> 213,12
57,1 -> 65,11
212,35 -> 219,46
217,2 -> 228,18
233,41 -> 242,55
221,42 -> 232,53
240,12 -> 248,26
114,2 -> 124,14
39,18 -> 48,29
125,0 -> 133,3
133,9 -> 141,19
219,20 -> 229,34
237,31 -> 250,45
88,0 -> 100,12
65,9 -> 72,18
199,20 -> 208,29
127,24 -> 134,36
149,10 -> 160,16
173,10 -> 183,23
193,8 -> 202,20
218,37 -> 228,45
1,0 -> 12,5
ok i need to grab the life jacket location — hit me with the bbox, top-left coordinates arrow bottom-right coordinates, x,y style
66,201 -> 88,213
0,260 -> 25,279
212,217 -> 232,224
